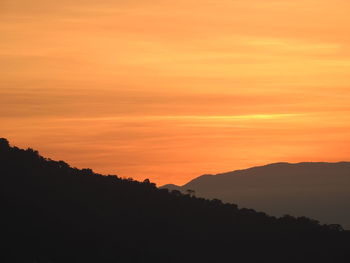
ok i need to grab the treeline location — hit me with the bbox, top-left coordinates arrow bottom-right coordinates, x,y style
1,138 -> 349,262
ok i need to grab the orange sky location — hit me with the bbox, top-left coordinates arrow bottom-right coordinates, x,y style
1,0 -> 350,185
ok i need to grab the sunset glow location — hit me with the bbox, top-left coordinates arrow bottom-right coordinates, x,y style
2,0 -> 350,185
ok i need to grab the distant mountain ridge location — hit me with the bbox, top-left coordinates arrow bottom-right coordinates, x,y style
161,162 -> 350,229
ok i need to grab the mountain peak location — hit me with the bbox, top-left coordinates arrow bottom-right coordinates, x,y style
168,161 -> 350,229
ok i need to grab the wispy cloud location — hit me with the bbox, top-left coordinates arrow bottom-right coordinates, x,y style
56,113 -> 304,122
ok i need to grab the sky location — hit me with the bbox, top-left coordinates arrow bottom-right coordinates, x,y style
1,0 -> 350,185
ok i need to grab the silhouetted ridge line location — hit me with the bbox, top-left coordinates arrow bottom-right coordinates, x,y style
161,161 -> 350,229
1,138 -> 350,263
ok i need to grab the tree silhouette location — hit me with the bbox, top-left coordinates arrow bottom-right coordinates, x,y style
186,189 -> 195,196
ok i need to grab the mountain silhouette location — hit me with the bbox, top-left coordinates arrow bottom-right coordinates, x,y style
161,162 -> 350,229
1,138 -> 350,262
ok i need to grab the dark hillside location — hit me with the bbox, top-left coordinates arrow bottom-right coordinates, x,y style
1,138 -> 349,262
